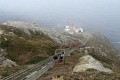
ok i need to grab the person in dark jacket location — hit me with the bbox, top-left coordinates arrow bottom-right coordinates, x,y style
59,52 -> 64,62
53,55 -> 58,60
53,55 -> 58,63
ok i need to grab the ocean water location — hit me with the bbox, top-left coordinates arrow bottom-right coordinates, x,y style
113,43 -> 120,49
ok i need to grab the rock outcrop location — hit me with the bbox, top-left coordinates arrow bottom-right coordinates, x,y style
0,55 -> 17,67
2,21 -> 77,44
2,59 -> 18,67
73,55 -> 113,73
0,49 -> 17,67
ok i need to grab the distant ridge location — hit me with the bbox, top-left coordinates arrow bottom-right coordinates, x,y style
112,42 -> 120,44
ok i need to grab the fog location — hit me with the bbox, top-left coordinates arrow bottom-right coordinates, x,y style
0,0 -> 120,45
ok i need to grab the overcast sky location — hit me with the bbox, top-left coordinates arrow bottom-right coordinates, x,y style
0,0 -> 120,40
0,0 -> 119,19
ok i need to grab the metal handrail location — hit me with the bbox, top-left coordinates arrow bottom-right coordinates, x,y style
2,46 -> 79,80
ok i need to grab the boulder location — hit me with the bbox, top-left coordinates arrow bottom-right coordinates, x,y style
73,55 -> 113,73
2,59 -> 18,67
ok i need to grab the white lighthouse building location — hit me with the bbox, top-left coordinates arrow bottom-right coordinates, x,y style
65,25 -> 84,34
65,26 -> 71,31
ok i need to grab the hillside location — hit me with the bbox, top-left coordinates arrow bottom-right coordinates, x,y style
39,50 -> 120,80
0,25 -> 59,65
0,21 -> 120,79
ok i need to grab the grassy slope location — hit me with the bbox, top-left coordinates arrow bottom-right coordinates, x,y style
84,33 -> 120,73
0,25 -> 59,64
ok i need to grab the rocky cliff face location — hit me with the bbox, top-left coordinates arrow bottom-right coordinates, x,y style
84,33 -> 120,68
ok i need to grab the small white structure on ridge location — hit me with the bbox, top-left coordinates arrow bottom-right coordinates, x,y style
65,25 -> 84,34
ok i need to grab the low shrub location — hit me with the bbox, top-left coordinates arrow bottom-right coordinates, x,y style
90,53 -> 113,64
1,71 -> 9,77
86,68 -> 97,72
26,56 -> 48,64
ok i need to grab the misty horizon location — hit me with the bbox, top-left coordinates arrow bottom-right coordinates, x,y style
0,0 -> 120,49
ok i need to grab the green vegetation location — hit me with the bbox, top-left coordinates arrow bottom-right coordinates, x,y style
26,56 -> 48,64
0,25 -> 59,64
0,35 -> 11,48
89,53 -> 113,64
1,71 -> 9,77
86,68 -> 97,72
